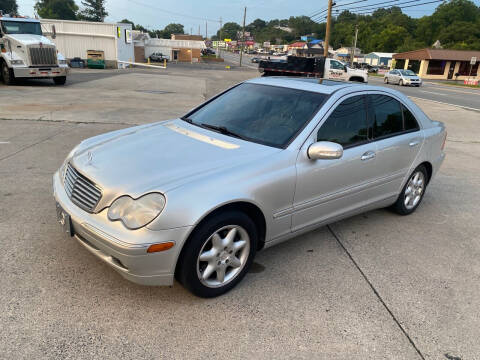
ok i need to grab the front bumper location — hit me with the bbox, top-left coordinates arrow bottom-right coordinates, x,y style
53,171 -> 192,286
13,66 -> 68,78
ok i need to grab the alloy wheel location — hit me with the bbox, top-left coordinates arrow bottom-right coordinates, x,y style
196,225 -> 250,288
404,171 -> 425,210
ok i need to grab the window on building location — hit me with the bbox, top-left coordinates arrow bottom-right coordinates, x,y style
457,61 -> 479,76
394,59 -> 405,69
427,60 -> 447,75
368,95 -> 403,139
317,95 -> 368,148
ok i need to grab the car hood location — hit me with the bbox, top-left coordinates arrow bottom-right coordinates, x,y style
6,34 -> 54,46
70,119 -> 279,208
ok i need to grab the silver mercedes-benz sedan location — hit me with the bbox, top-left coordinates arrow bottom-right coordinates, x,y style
384,69 -> 422,86
53,77 -> 446,297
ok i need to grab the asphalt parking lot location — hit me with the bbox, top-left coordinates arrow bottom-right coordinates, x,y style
1,65 -> 479,360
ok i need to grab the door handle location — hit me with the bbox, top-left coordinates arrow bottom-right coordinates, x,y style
409,141 -> 420,147
361,151 -> 376,161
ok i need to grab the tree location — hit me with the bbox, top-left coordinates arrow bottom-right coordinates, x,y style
162,23 -> 184,37
35,0 -> 78,20
78,0 -> 108,22
216,22 -> 242,40
0,0 -> 17,14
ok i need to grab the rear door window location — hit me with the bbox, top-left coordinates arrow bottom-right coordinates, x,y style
368,95 -> 403,139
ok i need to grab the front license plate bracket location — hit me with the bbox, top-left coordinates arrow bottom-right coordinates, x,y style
56,202 -> 73,237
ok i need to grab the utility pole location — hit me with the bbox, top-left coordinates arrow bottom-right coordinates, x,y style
198,25 -> 200,36
239,6 -> 246,67
324,0 -> 333,57
205,21 -> 208,40
351,24 -> 358,67
217,17 -> 223,58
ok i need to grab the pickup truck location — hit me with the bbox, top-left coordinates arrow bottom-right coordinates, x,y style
259,56 -> 368,83
149,52 -> 169,62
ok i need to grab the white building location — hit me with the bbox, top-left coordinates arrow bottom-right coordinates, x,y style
40,19 -> 134,68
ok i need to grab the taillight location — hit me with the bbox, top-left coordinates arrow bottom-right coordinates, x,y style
441,131 -> 447,150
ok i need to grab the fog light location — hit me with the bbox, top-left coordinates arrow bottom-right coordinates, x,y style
147,242 -> 175,253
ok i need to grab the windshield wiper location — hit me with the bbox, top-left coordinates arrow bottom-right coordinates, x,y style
200,123 -> 247,140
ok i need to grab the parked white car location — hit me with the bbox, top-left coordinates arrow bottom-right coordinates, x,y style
384,69 -> 422,87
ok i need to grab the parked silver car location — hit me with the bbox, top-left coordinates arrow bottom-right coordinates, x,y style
53,78 -> 446,297
384,69 -> 422,86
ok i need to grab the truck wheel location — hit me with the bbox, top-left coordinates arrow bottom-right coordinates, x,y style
53,76 -> 67,85
1,62 -> 15,85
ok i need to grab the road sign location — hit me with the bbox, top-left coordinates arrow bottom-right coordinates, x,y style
224,38 -> 232,42
471,57 -> 477,65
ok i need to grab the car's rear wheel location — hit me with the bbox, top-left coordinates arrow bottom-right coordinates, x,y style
177,211 -> 257,297
391,165 -> 428,215
384,77 -> 389,84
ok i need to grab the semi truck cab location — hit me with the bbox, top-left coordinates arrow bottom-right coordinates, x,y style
0,16 -> 68,85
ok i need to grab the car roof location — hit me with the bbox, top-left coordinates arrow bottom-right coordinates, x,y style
245,76 -> 411,101
246,77 -> 355,95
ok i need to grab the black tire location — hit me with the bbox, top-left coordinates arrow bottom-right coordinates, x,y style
176,210 -> 258,298
391,165 -> 428,215
53,76 -> 66,85
1,62 -> 15,85
384,77 -> 389,84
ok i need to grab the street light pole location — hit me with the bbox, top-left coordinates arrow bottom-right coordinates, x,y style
324,0 -> 333,57
239,6 -> 246,67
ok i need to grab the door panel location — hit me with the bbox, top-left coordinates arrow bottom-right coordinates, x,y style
293,143 -> 378,232
292,94 -> 380,231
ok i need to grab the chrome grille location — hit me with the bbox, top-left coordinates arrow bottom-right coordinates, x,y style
64,163 -> 102,213
29,47 -> 57,66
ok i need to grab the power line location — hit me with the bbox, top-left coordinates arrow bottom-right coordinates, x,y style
310,0 -> 444,22
338,0 -> 419,11
350,0 -> 444,14
127,0 -> 221,23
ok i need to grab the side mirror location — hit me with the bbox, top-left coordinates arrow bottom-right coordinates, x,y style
307,141 -> 343,160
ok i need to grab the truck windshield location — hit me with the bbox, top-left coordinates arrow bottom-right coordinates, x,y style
1,21 -> 42,35
183,83 -> 327,148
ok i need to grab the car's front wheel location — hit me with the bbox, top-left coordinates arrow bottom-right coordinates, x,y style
399,79 -> 404,86
391,165 -> 428,215
384,77 -> 389,84
177,211 -> 258,297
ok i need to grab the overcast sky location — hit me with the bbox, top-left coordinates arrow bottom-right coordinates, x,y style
16,0 -> 480,37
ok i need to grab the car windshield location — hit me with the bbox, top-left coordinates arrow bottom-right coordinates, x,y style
1,20 -> 42,35
399,69 -> 416,76
184,83 -> 327,148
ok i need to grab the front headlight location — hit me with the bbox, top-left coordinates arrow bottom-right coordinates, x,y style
108,193 -> 166,230
11,60 -> 24,65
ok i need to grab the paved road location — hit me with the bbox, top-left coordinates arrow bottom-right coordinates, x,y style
368,76 -> 480,111
222,52 -> 480,111
1,67 -> 480,359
